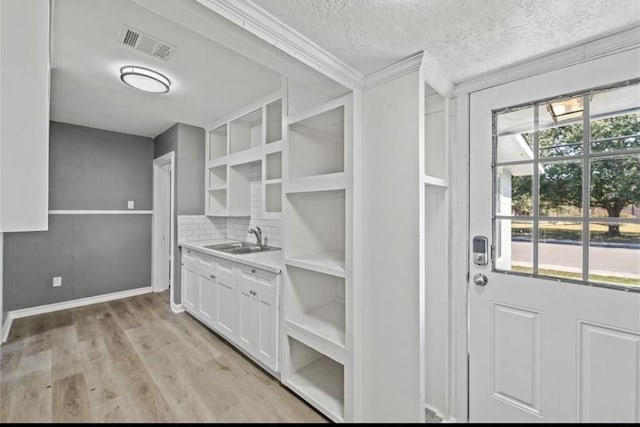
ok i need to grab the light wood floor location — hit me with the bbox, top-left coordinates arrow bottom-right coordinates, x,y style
0,291 -> 326,423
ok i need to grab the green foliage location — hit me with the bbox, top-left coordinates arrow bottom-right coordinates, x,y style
511,113 -> 640,236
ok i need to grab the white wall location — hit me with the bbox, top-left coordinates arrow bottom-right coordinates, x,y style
0,0 -> 50,232
361,71 -> 424,421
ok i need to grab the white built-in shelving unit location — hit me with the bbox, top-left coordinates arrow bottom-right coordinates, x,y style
422,81 -> 451,415
204,92 -> 283,217
281,92 -> 353,423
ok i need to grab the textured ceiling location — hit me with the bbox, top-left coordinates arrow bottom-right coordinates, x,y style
252,0 -> 640,83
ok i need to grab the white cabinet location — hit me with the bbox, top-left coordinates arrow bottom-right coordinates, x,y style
215,275 -> 237,340
181,250 -> 199,313
180,247 -> 280,372
198,271 -> 216,325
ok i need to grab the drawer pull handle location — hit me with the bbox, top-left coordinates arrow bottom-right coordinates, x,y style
210,274 -> 216,279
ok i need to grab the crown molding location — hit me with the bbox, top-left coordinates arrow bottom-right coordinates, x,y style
363,52 -> 424,91
195,0 -> 364,91
455,26 -> 640,95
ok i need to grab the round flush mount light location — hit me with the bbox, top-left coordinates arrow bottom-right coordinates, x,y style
120,65 -> 171,94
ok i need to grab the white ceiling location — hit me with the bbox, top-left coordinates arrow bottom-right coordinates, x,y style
51,0 -> 282,138
251,0 -> 640,82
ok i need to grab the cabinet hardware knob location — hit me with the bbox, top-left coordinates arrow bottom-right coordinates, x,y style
251,268 -> 256,273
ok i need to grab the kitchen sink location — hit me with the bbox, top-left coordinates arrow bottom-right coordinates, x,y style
204,242 -> 280,255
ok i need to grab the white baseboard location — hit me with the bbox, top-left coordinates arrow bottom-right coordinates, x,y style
1,286 -> 152,344
171,303 -> 185,314
1,315 -> 13,344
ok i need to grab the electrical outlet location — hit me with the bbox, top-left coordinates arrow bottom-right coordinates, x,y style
127,200 -> 135,209
53,276 -> 62,287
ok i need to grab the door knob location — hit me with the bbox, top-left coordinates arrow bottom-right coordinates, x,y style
473,273 -> 488,287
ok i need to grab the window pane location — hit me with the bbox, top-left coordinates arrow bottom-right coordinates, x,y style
590,154 -> 640,219
539,160 -> 583,217
538,221 -> 583,281
590,83 -> 640,153
538,100 -> 583,157
496,107 -> 535,163
496,164 -> 533,216
589,222 -> 640,288
496,219 -> 532,273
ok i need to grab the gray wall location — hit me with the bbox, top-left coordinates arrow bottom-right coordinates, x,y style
3,122 -> 154,312
154,123 -> 205,304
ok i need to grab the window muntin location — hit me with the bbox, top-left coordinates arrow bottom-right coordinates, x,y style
492,80 -> 640,290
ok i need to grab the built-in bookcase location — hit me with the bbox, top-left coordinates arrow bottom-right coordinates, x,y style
281,93 -> 353,422
204,92 -> 283,217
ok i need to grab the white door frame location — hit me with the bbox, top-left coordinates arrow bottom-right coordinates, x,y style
152,152 -> 176,306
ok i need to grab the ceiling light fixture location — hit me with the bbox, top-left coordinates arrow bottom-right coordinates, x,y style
120,65 -> 171,94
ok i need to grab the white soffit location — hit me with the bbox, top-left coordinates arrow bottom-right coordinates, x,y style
250,0 -> 640,84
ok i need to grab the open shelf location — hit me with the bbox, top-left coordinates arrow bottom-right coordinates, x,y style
265,151 -> 282,180
208,125 -> 228,161
285,337 -> 344,423
266,99 -> 282,144
285,265 -> 345,349
284,252 -> 345,278
208,188 -> 227,215
208,165 -> 227,190
288,105 -> 344,180
285,190 -> 345,275
424,83 -> 447,180
230,109 -> 262,154
284,172 -> 345,194
264,182 -> 282,214
228,160 -> 260,217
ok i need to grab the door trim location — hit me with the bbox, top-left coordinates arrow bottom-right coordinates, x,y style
152,152 -> 176,305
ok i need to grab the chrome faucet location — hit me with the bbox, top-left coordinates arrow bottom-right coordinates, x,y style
248,226 -> 263,247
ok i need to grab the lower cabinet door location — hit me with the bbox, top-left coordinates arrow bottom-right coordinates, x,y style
198,271 -> 216,326
182,263 -> 198,313
237,281 -> 258,353
215,276 -> 237,340
256,290 -> 278,371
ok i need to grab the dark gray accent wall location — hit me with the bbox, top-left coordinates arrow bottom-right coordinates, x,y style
3,215 -> 151,310
50,122 -> 153,210
154,123 -> 205,304
3,122 -> 154,312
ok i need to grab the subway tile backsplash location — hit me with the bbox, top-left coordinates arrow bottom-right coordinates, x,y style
178,163 -> 282,247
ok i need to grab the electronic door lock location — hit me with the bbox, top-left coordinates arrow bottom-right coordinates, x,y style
473,236 -> 488,266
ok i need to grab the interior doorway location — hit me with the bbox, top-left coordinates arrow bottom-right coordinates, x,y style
152,152 -> 175,303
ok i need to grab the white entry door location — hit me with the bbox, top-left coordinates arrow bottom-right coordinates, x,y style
469,49 -> 640,422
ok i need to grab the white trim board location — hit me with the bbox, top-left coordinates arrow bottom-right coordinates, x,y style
171,303 -> 184,314
195,0 -> 364,91
1,286 -> 152,343
49,210 -> 153,215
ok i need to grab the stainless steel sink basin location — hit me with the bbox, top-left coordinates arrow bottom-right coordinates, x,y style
204,242 -> 280,255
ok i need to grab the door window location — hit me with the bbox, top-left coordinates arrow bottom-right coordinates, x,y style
492,80 -> 640,289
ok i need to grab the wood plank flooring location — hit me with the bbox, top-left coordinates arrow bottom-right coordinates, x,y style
0,291 -> 326,423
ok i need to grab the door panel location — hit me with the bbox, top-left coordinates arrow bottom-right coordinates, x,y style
469,49 -> 640,422
257,290 -> 277,370
216,277 -> 236,339
182,263 -> 198,313
237,281 -> 258,352
198,272 -> 216,325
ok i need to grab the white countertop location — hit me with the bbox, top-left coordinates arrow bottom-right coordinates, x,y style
178,239 -> 283,274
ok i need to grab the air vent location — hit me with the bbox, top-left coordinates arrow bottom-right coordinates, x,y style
118,25 -> 175,62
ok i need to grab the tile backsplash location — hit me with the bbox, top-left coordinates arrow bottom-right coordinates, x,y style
178,163 -> 282,247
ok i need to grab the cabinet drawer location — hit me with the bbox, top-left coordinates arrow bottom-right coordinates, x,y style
237,265 -> 277,294
182,249 -> 197,268
214,257 -> 236,281
198,253 -> 215,271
